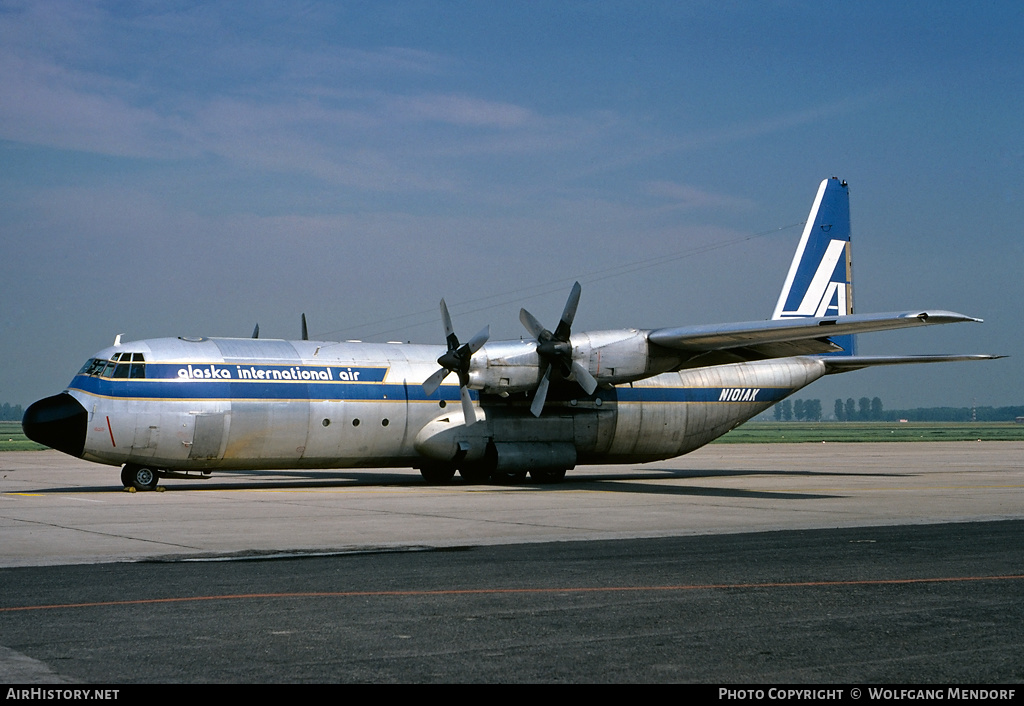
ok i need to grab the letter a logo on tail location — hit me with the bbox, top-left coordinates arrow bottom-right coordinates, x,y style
772,177 -> 856,355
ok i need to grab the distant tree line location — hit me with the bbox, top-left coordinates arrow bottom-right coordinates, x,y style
773,398 -> 823,421
767,397 -> 1023,422
1,403 -> 24,422
830,398 -> 1024,422
834,397 -> 884,421
878,406 -> 1024,422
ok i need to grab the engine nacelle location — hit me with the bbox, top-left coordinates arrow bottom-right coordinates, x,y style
467,329 -> 655,394
573,329 -> 651,384
467,339 -> 543,393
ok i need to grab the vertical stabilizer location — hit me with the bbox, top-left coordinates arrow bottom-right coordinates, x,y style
772,177 -> 855,354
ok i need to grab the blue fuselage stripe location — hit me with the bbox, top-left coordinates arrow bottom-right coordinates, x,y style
69,376 -> 790,404
70,375 -> 453,402
615,387 -> 788,403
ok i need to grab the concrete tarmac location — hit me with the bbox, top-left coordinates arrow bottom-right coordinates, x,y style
1,443 -> 1022,683
1,443 -> 1022,567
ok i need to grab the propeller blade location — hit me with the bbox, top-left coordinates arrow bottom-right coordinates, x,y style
521,282 -> 595,410
460,386 -> 478,426
422,367 -> 449,396
553,281 -> 582,340
467,325 -> 490,354
572,362 -> 599,395
519,308 -> 548,341
440,299 -> 458,349
427,299 -> 489,426
530,366 -> 552,417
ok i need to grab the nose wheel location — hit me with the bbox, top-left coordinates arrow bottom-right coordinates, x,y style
121,464 -> 159,491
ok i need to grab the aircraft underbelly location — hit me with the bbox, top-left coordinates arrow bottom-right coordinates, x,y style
600,357 -> 826,462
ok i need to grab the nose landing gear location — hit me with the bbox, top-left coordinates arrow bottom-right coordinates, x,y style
121,464 -> 159,491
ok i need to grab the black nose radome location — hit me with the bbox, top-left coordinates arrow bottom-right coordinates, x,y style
22,394 -> 88,458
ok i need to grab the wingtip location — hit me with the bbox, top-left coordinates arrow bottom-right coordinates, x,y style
906,310 -> 984,325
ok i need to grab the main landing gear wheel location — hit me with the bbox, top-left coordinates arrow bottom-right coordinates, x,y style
458,465 -> 492,484
529,468 -> 567,484
490,468 -> 528,485
419,463 -> 457,484
121,464 -> 159,491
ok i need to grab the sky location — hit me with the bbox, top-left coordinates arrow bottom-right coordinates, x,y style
1,1 -> 1021,410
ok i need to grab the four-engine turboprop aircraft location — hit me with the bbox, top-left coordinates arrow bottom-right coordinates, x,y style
23,178 -> 999,489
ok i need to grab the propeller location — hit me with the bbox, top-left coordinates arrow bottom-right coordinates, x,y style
422,299 -> 489,425
520,281 -> 598,417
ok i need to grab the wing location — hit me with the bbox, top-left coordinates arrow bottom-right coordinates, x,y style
647,310 -> 985,370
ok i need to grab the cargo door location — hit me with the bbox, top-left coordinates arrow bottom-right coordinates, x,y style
188,412 -> 228,460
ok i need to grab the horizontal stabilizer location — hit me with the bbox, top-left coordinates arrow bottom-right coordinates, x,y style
820,354 -> 1005,374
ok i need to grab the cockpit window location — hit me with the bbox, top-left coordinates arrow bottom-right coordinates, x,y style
79,359 -> 107,376
79,353 -> 147,378
128,353 -> 146,378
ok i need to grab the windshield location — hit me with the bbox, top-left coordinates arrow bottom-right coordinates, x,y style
77,352 -> 147,379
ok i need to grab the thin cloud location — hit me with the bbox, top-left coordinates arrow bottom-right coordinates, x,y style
645,181 -> 756,211
0,49 -> 180,158
389,93 -> 536,128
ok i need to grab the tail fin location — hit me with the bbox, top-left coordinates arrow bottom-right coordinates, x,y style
772,177 -> 855,355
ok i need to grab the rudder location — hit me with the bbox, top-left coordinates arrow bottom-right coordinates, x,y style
772,177 -> 855,355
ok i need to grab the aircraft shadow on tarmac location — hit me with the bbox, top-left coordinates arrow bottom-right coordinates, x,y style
17,466 -> 872,500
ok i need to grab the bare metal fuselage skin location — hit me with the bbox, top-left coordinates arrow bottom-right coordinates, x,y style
62,335 -> 824,473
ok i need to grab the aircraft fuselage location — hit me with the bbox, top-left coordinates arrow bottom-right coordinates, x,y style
32,335 -> 825,481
